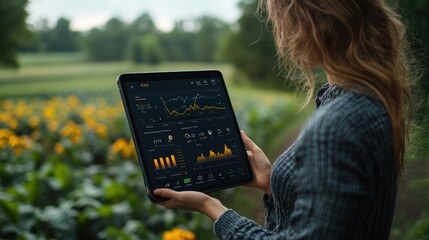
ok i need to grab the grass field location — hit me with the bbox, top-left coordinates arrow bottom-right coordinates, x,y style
0,58 -> 227,98
0,53 -> 301,106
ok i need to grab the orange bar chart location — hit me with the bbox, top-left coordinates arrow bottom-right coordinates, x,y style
171,155 -> 177,166
154,154 -> 178,170
165,157 -> 171,167
160,158 -> 166,168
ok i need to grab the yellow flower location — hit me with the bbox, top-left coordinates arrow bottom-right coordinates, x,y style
67,95 -> 80,109
7,134 -> 33,155
81,105 -> 96,121
123,141 -> 135,159
7,118 -> 18,130
95,124 -> 108,139
15,100 -> 31,118
0,112 -> 11,123
163,228 -> 196,240
28,116 -> 40,129
2,100 -> 13,111
43,106 -> 57,120
111,138 -> 127,153
111,138 -> 135,159
48,119 -> 59,133
0,128 -> 13,139
60,121 -> 83,144
54,142 -> 65,154
0,129 -> 13,149
0,139 -> 6,149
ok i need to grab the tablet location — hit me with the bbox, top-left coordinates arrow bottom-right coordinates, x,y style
117,70 -> 253,202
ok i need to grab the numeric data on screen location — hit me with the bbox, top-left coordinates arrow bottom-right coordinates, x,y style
125,77 -> 249,190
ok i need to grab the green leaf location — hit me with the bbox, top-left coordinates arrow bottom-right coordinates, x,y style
102,226 -> 134,240
36,201 -> 77,240
0,198 -> 18,223
53,162 -> 72,189
23,172 -> 40,205
98,205 -> 113,217
104,181 -> 127,202
404,215 -> 429,240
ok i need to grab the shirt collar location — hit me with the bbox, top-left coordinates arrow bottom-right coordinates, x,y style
315,83 -> 346,108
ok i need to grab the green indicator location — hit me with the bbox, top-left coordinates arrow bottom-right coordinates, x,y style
184,178 -> 191,184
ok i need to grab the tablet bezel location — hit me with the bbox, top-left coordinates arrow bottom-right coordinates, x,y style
117,70 -> 253,202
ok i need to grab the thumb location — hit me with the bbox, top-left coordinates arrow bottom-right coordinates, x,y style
241,130 -> 260,151
154,188 -> 179,199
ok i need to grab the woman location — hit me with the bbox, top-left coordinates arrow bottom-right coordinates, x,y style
154,0 -> 414,239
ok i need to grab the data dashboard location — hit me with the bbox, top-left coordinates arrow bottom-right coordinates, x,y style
118,71 -> 253,199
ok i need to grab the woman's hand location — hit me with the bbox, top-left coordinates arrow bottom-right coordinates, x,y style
154,189 -> 228,221
241,130 -> 272,195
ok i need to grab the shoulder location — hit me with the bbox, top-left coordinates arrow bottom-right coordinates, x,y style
305,91 -> 391,142
294,92 -> 392,193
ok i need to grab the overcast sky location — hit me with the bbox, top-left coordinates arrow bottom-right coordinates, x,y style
27,0 -> 241,32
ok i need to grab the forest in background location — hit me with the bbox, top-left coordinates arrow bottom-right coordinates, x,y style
2,0 -> 429,97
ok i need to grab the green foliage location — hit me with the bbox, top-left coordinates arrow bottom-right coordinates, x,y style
21,18 -> 79,53
398,0 -> 429,100
159,22 -> 197,62
142,35 -> 163,65
49,18 -> 79,52
0,0 -> 29,68
128,39 -> 144,63
235,100 -> 301,153
0,93 -> 301,239
220,0 -> 282,87
85,18 -> 130,61
195,16 -> 230,62
404,215 -> 429,240
128,34 -> 163,65
127,13 -> 161,64
21,12 -> 230,65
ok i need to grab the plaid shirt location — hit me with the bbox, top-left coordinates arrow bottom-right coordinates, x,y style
214,84 -> 396,239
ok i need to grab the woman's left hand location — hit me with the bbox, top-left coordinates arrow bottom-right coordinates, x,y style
154,188 -> 228,221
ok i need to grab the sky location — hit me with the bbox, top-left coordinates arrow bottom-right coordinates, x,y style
27,0 -> 241,32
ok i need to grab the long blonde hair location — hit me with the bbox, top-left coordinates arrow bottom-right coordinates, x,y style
263,0 -> 415,176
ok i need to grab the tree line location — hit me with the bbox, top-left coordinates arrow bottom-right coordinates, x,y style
20,13 -> 231,65
1,0 -> 428,95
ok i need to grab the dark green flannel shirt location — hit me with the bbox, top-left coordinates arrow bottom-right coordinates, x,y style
214,84 -> 396,239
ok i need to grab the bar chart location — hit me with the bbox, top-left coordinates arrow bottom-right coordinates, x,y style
154,154 -> 178,170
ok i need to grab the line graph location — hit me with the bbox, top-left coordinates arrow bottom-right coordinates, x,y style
160,93 -> 226,116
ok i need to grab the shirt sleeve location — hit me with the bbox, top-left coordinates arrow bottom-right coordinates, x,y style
213,109 -> 376,239
263,194 -> 277,230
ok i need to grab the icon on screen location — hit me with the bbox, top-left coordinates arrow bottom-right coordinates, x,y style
184,178 -> 191,184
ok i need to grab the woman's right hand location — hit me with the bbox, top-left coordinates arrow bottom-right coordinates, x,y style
241,130 -> 272,195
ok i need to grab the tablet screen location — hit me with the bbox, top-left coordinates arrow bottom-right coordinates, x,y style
117,71 -> 253,200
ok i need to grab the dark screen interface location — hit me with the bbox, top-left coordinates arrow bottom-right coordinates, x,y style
124,77 -> 251,191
